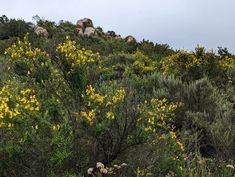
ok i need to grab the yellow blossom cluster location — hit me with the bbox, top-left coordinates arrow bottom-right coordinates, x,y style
176,140 -> 184,151
161,52 -> 200,75
81,85 -> 104,124
218,56 -> 235,70
168,131 -> 184,151
80,109 -> 96,123
124,51 -> 157,76
141,98 -> 182,133
52,124 -> 60,131
108,88 -> 125,105
169,131 -> 177,139
5,34 -> 49,62
159,131 -> 186,162
80,85 -> 125,124
84,85 -> 105,105
161,50 -> 235,77
106,111 -> 115,120
0,85 -> 40,128
17,88 -> 40,112
4,34 -> 51,79
0,86 -> 20,127
56,36 -> 100,71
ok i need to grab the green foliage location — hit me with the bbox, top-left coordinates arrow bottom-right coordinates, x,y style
0,15 -> 33,40
99,51 -> 157,81
137,39 -> 175,60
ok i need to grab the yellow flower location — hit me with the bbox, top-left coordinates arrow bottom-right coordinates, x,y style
106,111 -> 115,120
169,131 -> 177,139
176,140 -> 184,151
52,124 -> 60,131
80,109 -> 96,124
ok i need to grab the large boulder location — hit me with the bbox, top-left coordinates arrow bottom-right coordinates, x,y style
77,28 -> 84,35
34,26 -> 49,38
125,35 -> 136,43
76,18 -> 94,34
84,27 -> 96,36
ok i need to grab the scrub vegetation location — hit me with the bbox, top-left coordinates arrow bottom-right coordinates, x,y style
0,15 -> 234,177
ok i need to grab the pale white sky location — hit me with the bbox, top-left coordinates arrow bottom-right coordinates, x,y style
1,0 -> 235,52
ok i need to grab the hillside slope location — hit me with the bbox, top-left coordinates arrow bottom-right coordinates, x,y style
0,15 -> 235,177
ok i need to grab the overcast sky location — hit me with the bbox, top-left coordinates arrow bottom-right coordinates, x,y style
1,0 -> 235,52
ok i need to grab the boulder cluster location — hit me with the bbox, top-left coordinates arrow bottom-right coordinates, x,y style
33,17 -> 136,42
76,18 -> 137,42
76,18 -> 96,36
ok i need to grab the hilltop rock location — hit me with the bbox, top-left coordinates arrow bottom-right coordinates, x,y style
75,18 -> 135,41
76,18 -> 94,34
34,26 -> 49,38
125,35 -> 136,43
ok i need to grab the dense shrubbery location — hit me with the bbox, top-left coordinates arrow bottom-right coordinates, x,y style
160,47 -> 235,85
0,15 -> 33,40
0,16 -> 235,177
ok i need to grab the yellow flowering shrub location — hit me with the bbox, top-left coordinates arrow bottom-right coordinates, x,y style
218,56 -> 235,70
161,49 -> 235,81
161,52 -> 200,76
139,98 -> 182,133
80,85 -> 125,125
4,35 -> 48,61
0,85 -> 40,128
137,98 -> 187,171
4,34 -> 51,80
124,51 -> 157,76
56,36 -> 100,71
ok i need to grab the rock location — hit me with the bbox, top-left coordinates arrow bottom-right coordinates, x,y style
84,27 -> 96,36
77,28 -> 84,35
76,18 -> 94,34
125,35 -> 136,43
34,26 -> 49,38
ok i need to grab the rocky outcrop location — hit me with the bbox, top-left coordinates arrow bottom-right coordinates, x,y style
34,26 -> 49,38
125,35 -> 136,43
77,18 -> 93,29
76,18 -> 136,41
76,18 -> 95,36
